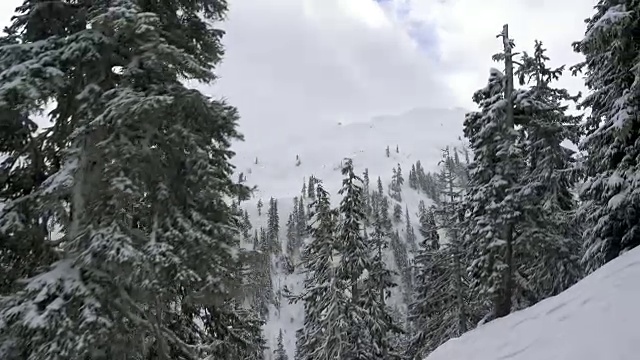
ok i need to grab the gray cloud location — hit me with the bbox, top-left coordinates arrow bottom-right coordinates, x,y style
205,0 -> 455,150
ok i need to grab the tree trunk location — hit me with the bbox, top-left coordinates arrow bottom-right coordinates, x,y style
495,23 -> 516,320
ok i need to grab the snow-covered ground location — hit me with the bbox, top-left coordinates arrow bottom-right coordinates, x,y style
232,106 -> 467,358
233,106 -> 467,198
426,246 -> 640,360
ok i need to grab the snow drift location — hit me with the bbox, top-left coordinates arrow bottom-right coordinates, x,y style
425,247 -> 640,360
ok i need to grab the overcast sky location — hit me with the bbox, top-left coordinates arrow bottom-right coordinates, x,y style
1,0 -> 596,145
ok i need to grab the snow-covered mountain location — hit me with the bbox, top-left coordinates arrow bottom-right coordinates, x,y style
233,106 -> 467,198
425,246 -> 640,360
231,106 -> 468,358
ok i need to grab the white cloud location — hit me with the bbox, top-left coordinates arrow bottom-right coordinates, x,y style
211,0 -> 455,149
404,0 -> 597,108
0,0 -> 597,150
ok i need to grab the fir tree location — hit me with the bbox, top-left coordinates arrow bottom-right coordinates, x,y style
512,41 -> 584,304
267,197 -> 281,253
409,164 -> 419,190
335,158 -> 372,359
255,228 -> 274,319
407,205 -> 442,359
293,182 -> 349,360
296,196 -> 307,243
301,178 -> 307,198
391,228 -> 412,305
274,329 -> 289,360
463,26 -> 524,323
257,198 -> 264,216
417,201 -> 439,251
286,213 -> 297,259
242,209 -> 253,241
0,0 -> 263,358
393,203 -> 403,223
380,196 -> 393,233
363,168 -> 372,219
390,166 -> 403,202
405,206 -> 417,251
572,0 -> 640,272
365,207 -> 403,359
307,176 -> 316,199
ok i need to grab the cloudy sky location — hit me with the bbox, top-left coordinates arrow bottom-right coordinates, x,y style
1,0 -> 596,145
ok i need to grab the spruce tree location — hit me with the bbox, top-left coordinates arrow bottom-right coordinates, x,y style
513,41 -> 583,303
335,158 -> 371,359
407,205 -> 442,359
464,25 -> 522,322
390,166 -> 403,202
393,203 -> 403,223
296,196 -> 307,243
0,0 -> 263,358
293,182 -> 349,360
256,228 -> 274,319
572,0 -> 640,272
391,228 -> 412,304
396,164 -> 404,186
380,196 -> 393,233
257,198 -> 264,216
274,329 -> 289,360
435,147 -> 472,332
405,206 -> 417,251
417,201 -> 439,251
409,164 -> 419,190
366,204 -> 402,359
307,176 -> 316,199
267,197 -> 281,253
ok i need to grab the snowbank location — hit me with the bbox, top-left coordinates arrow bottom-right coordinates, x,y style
426,247 -> 640,360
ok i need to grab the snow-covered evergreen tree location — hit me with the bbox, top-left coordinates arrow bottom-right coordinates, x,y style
335,158 -> 372,359
572,0 -> 640,272
393,203 -> 403,223
512,41 -> 584,304
389,165 -> 403,202
255,228 -> 275,319
257,198 -> 264,216
407,205 -> 442,359
435,147 -> 473,329
307,176 -> 316,199
409,164 -> 418,190
0,0 -> 264,358
464,26 -> 523,321
267,197 -> 281,253
293,182 -> 349,360
404,206 -> 417,251
391,227 -> 412,304
274,329 -> 289,360
366,203 -> 403,359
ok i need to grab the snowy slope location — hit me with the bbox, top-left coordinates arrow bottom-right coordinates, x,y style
426,247 -> 640,360
233,107 -> 466,198
232,107 -> 467,358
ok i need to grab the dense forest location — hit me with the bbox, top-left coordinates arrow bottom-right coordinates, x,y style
1,1 -> 639,360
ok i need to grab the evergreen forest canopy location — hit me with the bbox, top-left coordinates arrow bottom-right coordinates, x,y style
0,1 -> 639,359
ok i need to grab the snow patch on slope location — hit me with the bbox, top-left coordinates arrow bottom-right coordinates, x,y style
426,246 -> 640,360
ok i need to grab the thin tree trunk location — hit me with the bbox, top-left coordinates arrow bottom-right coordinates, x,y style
495,23 -> 516,320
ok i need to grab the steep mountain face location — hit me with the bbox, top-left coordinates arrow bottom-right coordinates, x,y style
231,107 -> 467,358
